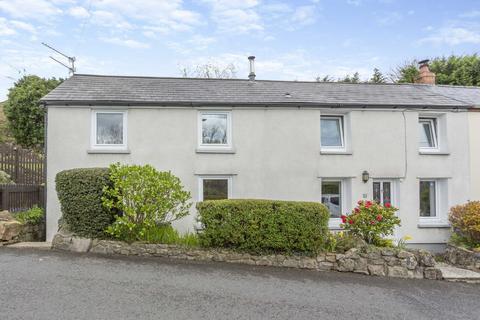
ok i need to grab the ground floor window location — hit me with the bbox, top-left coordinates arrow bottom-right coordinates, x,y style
373,180 -> 392,206
198,176 -> 232,201
419,180 -> 437,217
321,180 -> 342,218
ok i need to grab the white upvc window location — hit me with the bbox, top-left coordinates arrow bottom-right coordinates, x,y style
418,179 -> 448,226
198,176 -> 233,201
419,118 -> 438,150
91,110 -> 127,150
320,178 -> 351,229
320,115 -> 346,152
197,111 -> 232,150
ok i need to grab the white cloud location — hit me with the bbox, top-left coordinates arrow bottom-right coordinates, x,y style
0,17 -> 16,36
68,6 -> 90,19
101,37 -> 150,49
419,26 -> 480,45
460,10 -> 480,18
10,20 -> 36,33
202,0 -> 263,33
377,12 -> 402,25
91,0 -> 202,33
291,5 -> 317,26
347,0 -> 362,6
0,0 -> 62,20
91,10 -> 134,30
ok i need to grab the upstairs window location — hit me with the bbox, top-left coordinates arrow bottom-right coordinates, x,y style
419,118 -> 438,149
198,111 -> 232,149
91,110 -> 127,149
321,116 -> 344,150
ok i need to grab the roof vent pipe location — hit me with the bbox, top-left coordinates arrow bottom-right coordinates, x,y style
248,56 -> 256,81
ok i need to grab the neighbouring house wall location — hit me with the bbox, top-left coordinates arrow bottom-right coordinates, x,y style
46,106 -> 470,245
468,111 -> 480,201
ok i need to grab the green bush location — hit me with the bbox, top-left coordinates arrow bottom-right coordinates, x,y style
197,199 -> 330,256
341,200 -> 401,245
449,201 -> 480,249
15,205 -> 44,224
56,168 -> 115,238
142,224 -> 199,246
103,163 -> 192,242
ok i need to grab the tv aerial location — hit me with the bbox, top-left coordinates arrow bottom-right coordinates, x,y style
42,42 -> 76,75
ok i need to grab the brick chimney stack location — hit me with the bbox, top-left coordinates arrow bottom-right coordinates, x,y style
415,59 -> 436,85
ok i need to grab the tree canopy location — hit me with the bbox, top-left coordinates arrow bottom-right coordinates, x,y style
391,54 -> 480,85
4,75 -> 63,149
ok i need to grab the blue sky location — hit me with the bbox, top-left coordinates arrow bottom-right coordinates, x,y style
0,0 -> 480,100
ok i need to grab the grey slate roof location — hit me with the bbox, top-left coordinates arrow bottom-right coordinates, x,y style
41,74 -> 479,108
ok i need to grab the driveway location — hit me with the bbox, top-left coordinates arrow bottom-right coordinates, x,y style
0,248 -> 478,320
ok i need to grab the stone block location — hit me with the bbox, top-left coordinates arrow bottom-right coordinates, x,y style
354,257 -> 368,274
424,267 -> 439,280
0,220 -> 22,241
337,258 -> 355,272
387,266 -> 409,278
368,264 -> 386,277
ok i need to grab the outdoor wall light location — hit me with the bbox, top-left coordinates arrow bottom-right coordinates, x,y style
362,170 -> 370,183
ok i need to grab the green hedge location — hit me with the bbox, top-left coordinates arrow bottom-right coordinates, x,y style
56,168 -> 115,238
197,199 -> 330,256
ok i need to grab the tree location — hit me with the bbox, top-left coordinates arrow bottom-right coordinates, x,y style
4,75 -> 63,148
339,72 -> 361,83
180,63 -> 237,79
315,75 -> 334,82
369,68 -> 386,83
391,54 -> 480,85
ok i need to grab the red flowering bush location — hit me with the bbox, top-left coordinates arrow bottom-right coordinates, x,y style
340,200 -> 401,245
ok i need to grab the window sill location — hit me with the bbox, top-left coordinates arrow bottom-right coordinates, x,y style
419,150 -> 450,156
320,150 -> 352,155
87,149 -> 131,154
196,148 -> 236,154
417,223 -> 450,229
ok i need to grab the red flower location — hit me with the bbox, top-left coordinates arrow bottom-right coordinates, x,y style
376,214 -> 383,221
370,220 -> 376,225
365,201 -> 372,208
348,219 -> 354,225
357,200 -> 363,205
354,208 -> 360,214
341,215 -> 347,223
385,202 -> 391,208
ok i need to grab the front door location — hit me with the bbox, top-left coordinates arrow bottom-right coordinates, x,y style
373,179 -> 399,239
373,180 -> 393,206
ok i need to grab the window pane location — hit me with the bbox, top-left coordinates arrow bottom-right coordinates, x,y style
202,114 -> 227,144
203,179 -> 228,200
373,182 -> 381,203
419,119 -> 436,148
96,113 -> 123,145
383,182 -> 391,206
420,181 -> 436,217
321,117 -> 343,147
322,181 -> 342,218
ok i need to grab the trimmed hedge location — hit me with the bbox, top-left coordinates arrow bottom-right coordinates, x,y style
56,168 -> 115,238
197,199 -> 330,256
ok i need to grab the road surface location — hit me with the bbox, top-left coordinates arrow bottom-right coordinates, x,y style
0,248 -> 478,320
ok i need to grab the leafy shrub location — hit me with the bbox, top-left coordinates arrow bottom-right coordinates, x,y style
197,199 -> 330,256
15,205 -> 44,224
142,224 -> 199,246
341,200 -> 401,245
56,168 -> 115,238
325,231 -> 363,253
103,163 -> 192,242
449,201 -> 480,249
0,170 -> 14,184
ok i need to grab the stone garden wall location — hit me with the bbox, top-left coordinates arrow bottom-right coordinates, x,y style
52,232 -> 443,280
444,244 -> 480,273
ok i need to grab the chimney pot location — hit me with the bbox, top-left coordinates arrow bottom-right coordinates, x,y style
248,56 -> 256,81
415,59 -> 435,85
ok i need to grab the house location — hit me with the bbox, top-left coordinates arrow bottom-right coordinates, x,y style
41,59 -> 480,251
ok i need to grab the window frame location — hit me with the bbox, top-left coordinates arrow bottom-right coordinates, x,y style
419,179 -> 438,219
90,110 -> 128,150
419,117 -> 439,151
197,176 -> 233,202
372,179 -> 396,207
320,115 -> 346,152
197,111 -> 232,150
320,178 -> 350,229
